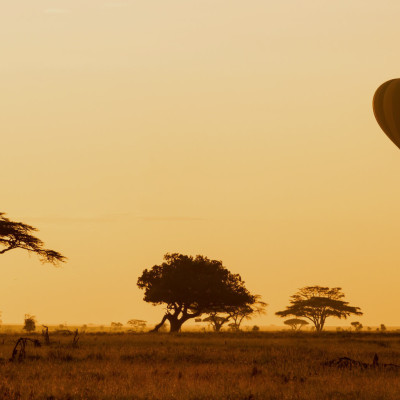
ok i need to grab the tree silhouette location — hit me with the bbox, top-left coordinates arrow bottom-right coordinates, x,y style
202,296 -> 266,332
0,213 -> 66,265
202,312 -> 231,332
23,314 -> 36,333
284,318 -> 309,331
110,322 -> 123,331
276,286 -> 362,332
127,319 -> 147,332
351,321 -> 363,332
227,296 -> 267,331
137,253 -> 257,332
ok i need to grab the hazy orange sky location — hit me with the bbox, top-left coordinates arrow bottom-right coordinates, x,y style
2,0 -> 400,328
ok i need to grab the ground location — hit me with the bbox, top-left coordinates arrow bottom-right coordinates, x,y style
0,331 -> 399,399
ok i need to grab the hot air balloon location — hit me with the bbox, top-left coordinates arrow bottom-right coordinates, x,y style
373,78 -> 400,150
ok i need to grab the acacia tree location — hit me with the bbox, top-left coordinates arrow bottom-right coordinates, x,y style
0,213 -> 66,265
127,319 -> 147,332
226,296 -> 267,331
202,297 -> 267,332
284,318 -> 309,331
110,322 -> 123,331
202,312 -> 231,332
351,321 -> 363,332
137,253 -> 257,333
276,286 -> 362,332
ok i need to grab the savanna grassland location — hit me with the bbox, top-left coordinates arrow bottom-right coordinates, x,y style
0,331 -> 399,400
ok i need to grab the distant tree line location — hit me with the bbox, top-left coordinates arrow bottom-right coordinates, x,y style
137,253 -> 363,333
0,213 -> 365,333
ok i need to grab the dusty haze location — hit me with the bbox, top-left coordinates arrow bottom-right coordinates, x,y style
2,0 -> 400,327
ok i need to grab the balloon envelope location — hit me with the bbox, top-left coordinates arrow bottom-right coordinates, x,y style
373,79 -> 400,150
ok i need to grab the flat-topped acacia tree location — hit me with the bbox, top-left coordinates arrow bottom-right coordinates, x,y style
276,286 -> 362,332
137,253 -> 257,332
0,212 -> 66,265
284,318 -> 309,331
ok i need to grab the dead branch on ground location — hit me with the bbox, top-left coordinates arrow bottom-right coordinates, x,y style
10,337 -> 41,362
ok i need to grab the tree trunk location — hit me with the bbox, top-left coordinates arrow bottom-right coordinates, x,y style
315,321 -> 323,332
169,317 -> 184,333
152,308 -> 201,333
150,315 -> 168,332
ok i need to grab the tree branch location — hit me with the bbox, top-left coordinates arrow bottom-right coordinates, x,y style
149,314 -> 169,332
0,246 -> 16,255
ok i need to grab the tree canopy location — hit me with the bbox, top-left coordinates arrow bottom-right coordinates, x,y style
276,286 -> 362,332
0,213 -> 66,265
137,253 -> 257,332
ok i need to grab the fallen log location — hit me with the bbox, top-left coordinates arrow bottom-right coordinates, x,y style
324,354 -> 400,370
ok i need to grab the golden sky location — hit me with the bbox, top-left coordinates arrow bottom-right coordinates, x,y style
2,0 -> 400,327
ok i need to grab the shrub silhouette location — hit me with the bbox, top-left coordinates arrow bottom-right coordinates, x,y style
23,315 -> 36,333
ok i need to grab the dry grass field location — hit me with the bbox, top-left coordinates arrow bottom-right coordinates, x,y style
0,331 -> 399,399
